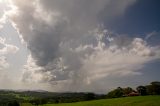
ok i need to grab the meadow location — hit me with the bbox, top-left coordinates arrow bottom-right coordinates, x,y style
22,95 -> 160,106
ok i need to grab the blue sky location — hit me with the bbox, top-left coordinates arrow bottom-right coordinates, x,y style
0,0 -> 159,93
106,0 -> 160,86
106,0 -> 160,34
104,0 -> 160,85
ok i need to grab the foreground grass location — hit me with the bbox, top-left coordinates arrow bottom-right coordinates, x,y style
22,95 -> 160,106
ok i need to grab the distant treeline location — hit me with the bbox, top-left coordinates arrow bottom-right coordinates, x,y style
0,81 -> 160,106
0,91 -> 105,106
106,81 -> 160,98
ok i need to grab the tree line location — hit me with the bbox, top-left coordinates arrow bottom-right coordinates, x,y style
106,81 -> 160,98
0,81 -> 159,106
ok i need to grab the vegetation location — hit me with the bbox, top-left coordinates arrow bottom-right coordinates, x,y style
0,81 -> 160,106
21,96 -> 160,106
0,91 -> 104,105
106,81 -> 160,98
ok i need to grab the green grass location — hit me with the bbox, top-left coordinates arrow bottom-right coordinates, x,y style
22,95 -> 160,106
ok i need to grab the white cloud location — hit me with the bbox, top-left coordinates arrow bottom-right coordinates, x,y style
0,37 -> 19,73
82,39 -> 158,81
0,15 -> 6,29
130,38 -> 154,56
21,29 -> 160,92
22,55 -> 55,83
5,0 -> 160,92
0,56 -> 9,70
0,37 -> 19,55
0,0 -> 10,29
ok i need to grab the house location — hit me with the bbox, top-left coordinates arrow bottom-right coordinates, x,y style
127,91 -> 140,96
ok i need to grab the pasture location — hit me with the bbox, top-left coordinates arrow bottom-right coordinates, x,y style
22,95 -> 160,106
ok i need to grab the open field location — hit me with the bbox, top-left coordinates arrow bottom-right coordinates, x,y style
22,95 -> 160,106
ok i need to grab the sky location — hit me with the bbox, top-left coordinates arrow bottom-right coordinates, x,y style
0,0 -> 160,93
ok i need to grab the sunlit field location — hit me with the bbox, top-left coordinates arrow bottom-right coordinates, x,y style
22,96 -> 160,106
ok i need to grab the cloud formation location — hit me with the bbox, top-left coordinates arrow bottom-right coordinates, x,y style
0,37 -> 19,72
7,0 -> 160,92
0,56 -> 9,70
0,37 -> 19,55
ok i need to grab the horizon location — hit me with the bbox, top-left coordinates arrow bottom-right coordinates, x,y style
0,0 -> 160,93
0,80 -> 159,94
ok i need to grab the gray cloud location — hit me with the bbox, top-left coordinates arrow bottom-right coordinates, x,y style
9,0 -> 136,65
7,0 -> 160,93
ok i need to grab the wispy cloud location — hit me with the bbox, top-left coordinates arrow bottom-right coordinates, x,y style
145,31 -> 158,40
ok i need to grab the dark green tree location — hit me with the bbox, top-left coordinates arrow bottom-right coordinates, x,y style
151,81 -> 160,95
85,93 -> 95,100
107,87 -> 124,98
123,87 -> 134,95
7,100 -> 20,106
136,86 -> 147,95
146,81 -> 160,95
40,98 -> 48,105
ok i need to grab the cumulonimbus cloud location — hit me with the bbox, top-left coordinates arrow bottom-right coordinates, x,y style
6,0 -> 160,92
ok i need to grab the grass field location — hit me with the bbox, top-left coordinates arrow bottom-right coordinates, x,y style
22,95 -> 160,106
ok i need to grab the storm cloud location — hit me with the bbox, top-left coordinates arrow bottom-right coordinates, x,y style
7,0 -> 160,92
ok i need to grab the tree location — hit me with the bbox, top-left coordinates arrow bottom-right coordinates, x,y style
136,86 -> 147,96
40,98 -> 48,105
107,87 -> 124,98
85,93 -> 95,100
123,87 -> 134,95
7,100 -> 20,106
151,81 -> 160,95
146,81 -> 160,95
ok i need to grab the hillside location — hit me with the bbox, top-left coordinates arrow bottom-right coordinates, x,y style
22,95 -> 160,106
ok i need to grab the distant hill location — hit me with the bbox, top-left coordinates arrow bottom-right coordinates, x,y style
0,89 -> 48,92
0,90 -> 105,104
